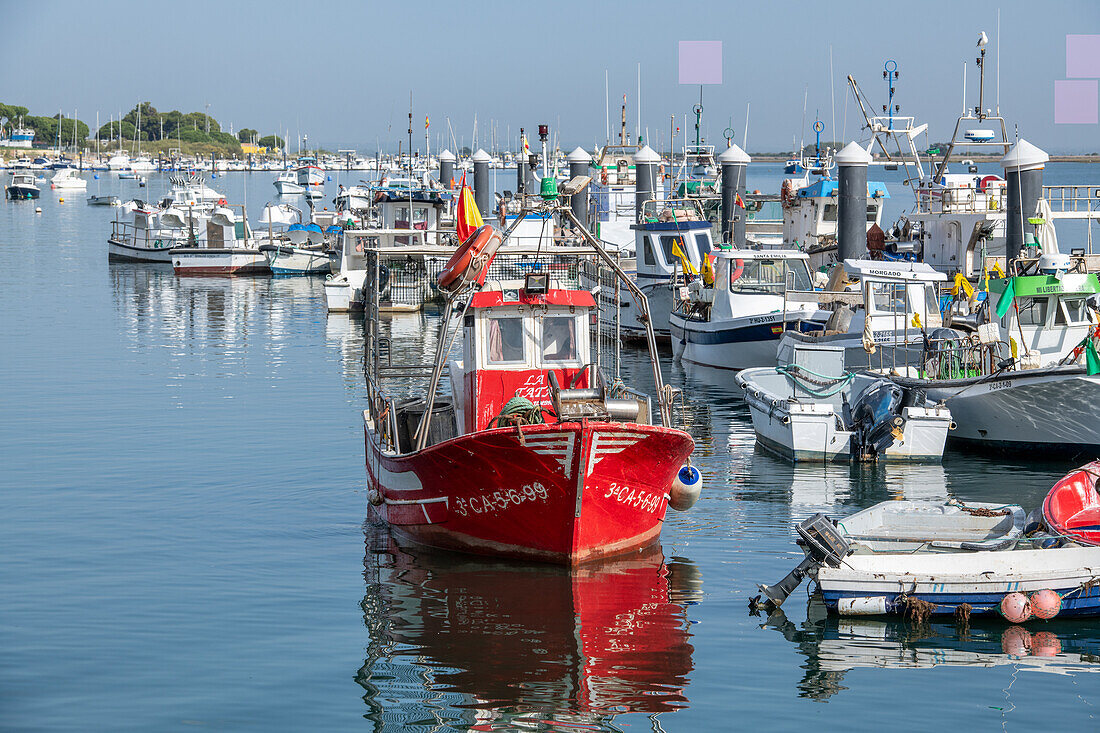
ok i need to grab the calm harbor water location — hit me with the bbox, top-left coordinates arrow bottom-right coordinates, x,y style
3,165 -> 1100,731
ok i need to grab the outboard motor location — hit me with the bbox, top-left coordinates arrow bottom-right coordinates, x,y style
756,513 -> 850,609
849,379 -> 904,460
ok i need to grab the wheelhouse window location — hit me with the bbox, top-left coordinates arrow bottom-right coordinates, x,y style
1057,297 -> 1090,326
868,282 -> 907,313
694,233 -> 712,257
1014,297 -> 1049,327
541,316 -> 577,362
730,259 -> 812,293
487,316 -> 526,364
642,237 -> 656,266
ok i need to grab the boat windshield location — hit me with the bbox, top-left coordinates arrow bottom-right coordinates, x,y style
1057,296 -> 1091,326
730,259 -> 812,293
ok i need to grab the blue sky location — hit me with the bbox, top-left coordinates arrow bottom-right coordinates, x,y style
3,0 -> 1097,153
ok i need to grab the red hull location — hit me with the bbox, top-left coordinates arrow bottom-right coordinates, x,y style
364,418 -> 694,564
1044,460 -> 1100,545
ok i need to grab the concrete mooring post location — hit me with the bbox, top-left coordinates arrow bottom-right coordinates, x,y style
1001,139 -> 1049,255
567,146 -> 591,227
836,141 -> 872,262
471,149 -> 492,217
438,149 -> 455,190
634,145 -> 660,223
718,143 -> 751,246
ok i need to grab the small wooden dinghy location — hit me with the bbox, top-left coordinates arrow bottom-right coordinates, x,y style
1044,460 -> 1100,545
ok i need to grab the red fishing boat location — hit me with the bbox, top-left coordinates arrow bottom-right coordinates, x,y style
1043,460 -> 1100,545
361,220 -> 702,564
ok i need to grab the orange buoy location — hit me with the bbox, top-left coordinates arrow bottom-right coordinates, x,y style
437,225 -> 502,293
1000,592 -> 1032,623
1030,589 -> 1062,619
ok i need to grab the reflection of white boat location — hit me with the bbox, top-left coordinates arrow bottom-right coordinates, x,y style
763,606 -> 1100,702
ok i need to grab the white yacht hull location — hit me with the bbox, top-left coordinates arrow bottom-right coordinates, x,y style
670,311 -> 826,370
108,237 -> 176,263
170,248 -> 270,276
274,179 -> 306,195
262,246 -> 332,275
743,392 -> 950,462
324,269 -> 368,312
919,368 -> 1100,452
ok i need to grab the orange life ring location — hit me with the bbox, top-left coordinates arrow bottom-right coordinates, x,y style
437,225 -> 503,293
730,259 -> 745,282
217,198 -> 227,206
600,170 -> 608,185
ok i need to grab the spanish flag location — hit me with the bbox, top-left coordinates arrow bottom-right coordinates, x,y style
735,192 -> 746,209
456,171 -> 483,242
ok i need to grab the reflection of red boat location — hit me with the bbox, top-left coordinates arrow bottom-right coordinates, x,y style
361,225 -> 702,564
358,537 -> 698,722
1044,460 -> 1100,544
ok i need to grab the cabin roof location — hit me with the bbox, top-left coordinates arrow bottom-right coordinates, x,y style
470,288 -> 596,309
797,180 -> 890,199
633,220 -> 712,232
988,274 -> 1100,298
843,259 -> 947,282
715,249 -> 809,261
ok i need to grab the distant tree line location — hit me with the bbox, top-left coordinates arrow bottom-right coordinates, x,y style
1,101 -> 283,155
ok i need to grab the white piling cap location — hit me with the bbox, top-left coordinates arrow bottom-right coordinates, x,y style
567,146 -> 590,163
717,143 -> 751,165
470,148 -> 492,163
1001,139 -> 1049,172
835,141 -> 872,166
438,149 -> 456,162
635,145 -> 660,164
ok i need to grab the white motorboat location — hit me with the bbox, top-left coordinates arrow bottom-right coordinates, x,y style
129,156 -> 157,173
670,249 -> 827,369
777,259 -> 948,372
50,168 -> 87,190
296,158 -> 324,187
87,195 -> 121,207
736,342 -> 952,462
758,501 -> 1100,620
274,170 -> 305,195
6,172 -> 41,200
107,152 -> 131,170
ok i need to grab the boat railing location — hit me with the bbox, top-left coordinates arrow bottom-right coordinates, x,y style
1043,185 -> 1100,219
915,185 -> 1004,215
640,197 -> 707,223
109,220 -> 186,249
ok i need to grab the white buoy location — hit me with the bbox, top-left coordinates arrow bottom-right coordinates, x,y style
669,465 -> 702,511
35,207 -> 42,213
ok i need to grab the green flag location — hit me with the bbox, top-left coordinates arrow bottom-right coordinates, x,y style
995,277 -> 1015,319
1087,340 -> 1100,376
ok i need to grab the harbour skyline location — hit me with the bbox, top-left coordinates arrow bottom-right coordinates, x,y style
3,0 -> 1097,153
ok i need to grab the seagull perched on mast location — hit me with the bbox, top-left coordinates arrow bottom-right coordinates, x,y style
977,31 -> 989,47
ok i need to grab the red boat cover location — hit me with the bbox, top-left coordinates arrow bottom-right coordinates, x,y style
1043,460 -> 1100,544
